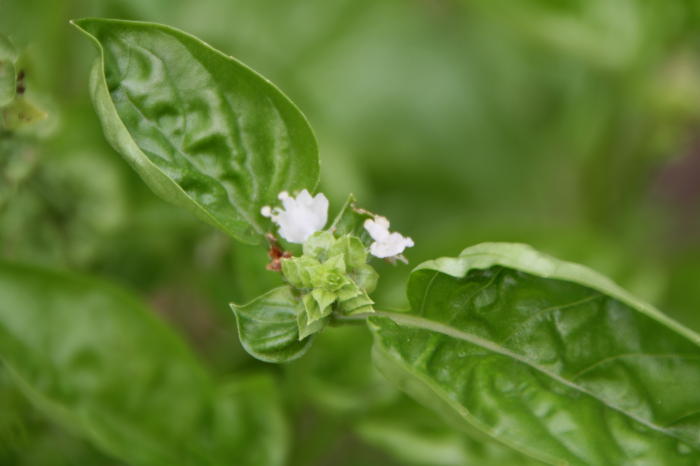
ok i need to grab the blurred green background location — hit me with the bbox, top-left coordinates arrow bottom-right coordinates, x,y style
2,0 -> 700,464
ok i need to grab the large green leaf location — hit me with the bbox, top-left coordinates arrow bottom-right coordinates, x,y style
370,243 -> 700,465
72,18 -> 319,244
0,261 -> 287,466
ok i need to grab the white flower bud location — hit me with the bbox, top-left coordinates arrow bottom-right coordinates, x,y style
363,216 -> 414,259
261,189 -> 329,243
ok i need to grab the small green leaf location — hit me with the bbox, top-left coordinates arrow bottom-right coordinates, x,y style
371,243 -> 700,465
0,261 -> 287,466
72,18 -> 319,244
231,286 -> 312,363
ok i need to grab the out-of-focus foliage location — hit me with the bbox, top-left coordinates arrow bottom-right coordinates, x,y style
2,0 -> 700,464
0,261 -> 288,466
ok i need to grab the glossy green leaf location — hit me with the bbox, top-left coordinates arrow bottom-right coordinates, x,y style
72,18 -> 319,244
370,243 -> 700,465
231,286 -> 312,363
0,261 -> 287,466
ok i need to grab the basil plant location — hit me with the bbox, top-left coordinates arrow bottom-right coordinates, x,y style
2,17 -> 699,466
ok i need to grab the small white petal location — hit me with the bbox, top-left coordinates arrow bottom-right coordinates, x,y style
364,217 -> 391,242
364,216 -> 414,259
296,189 -> 313,204
264,190 -> 329,243
261,206 -> 272,217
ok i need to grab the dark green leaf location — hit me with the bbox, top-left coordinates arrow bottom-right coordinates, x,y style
370,242 -> 700,465
0,261 -> 287,466
72,18 -> 319,244
232,286 -> 312,363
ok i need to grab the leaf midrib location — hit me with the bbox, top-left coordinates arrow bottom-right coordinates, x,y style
116,33 -> 264,235
375,310 -> 700,453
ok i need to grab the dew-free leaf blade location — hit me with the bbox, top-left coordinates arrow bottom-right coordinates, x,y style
72,18 -> 319,244
370,242 -> 700,465
0,261 -> 287,466
231,286 -> 312,363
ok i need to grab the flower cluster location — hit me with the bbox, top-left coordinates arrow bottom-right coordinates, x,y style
281,231 -> 378,339
261,189 -> 414,339
261,190 -> 414,260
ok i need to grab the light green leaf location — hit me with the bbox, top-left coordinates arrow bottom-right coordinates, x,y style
370,242 -> 700,465
0,261 -> 287,466
72,18 -> 319,244
232,286 -> 312,362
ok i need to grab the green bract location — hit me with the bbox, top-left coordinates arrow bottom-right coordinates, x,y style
283,231 -> 378,339
233,231 -> 379,363
370,243 -> 700,465
72,18 -> 319,245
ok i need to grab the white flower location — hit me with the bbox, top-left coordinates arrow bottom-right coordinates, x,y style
363,216 -> 414,259
261,189 -> 329,243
